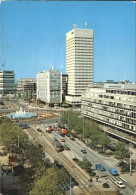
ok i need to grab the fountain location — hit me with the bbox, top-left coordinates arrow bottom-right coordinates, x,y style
6,106 -> 37,119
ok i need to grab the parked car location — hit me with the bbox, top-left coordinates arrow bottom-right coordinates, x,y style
109,168 -> 119,176
36,127 -> 42,132
100,165 -> 106,171
115,181 -> 125,189
61,138 -> 65,142
103,183 -> 110,188
64,145 -> 70,150
81,149 -> 87,154
53,137 -> 58,141
70,137 -> 75,141
116,161 -> 125,167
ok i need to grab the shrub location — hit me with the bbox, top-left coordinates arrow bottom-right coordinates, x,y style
98,150 -> 105,154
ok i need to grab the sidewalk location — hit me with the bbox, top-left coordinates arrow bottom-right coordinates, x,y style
120,172 -> 136,187
76,139 -> 136,188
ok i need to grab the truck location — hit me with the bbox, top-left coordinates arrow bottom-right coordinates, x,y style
109,168 -> 119,176
57,129 -> 67,136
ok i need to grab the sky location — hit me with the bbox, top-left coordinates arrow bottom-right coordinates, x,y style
0,1 -> 135,82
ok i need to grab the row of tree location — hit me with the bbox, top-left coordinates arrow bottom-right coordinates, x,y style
77,157 -> 96,177
60,110 -> 130,162
0,117 -> 70,195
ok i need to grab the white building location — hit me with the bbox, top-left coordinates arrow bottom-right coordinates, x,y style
65,28 -> 94,105
37,68 -> 62,105
81,83 -> 136,144
0,71 -> 15,94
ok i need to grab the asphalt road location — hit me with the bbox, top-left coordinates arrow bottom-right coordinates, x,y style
42,125 -> 135,195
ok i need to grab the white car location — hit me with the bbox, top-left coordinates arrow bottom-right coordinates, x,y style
115,181 -> 125,189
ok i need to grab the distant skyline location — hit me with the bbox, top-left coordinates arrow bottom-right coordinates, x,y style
0,1 -> 135,82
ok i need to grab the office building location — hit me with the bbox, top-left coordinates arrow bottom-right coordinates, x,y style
65,28 -> 94,105
17,78 -> 37,95
81,83 -> 136,143
0,71 -> 15,94
37,68 -> 62,105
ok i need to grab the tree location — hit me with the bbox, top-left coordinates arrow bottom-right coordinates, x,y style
20,160 -> 51,189
29,167 -> 69,195
77,157 -> 96,176
114,141 -> 129,161
0,118 -> 28,154
24,142 -> 44,167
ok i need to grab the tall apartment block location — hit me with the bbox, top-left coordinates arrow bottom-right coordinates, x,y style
65,28 -> 94,105
81,83 -> 136,145
37,68 -> 62,105
0,71 -> 15,94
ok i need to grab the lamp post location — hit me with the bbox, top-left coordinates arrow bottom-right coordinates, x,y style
0,160 -> 2,193
68,111 -> 69,132
70,174 -> 72,195
18,119 -> 20,147
83,116 -> 85,140
129,143 -> 134,176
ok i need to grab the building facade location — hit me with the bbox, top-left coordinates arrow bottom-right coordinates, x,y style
65,28 -> 94,105
62,74 -> 68,102
17,78 -> 37,95
81,83 -> 136,143
0,71 -> 15,94
37,69 -> 62,105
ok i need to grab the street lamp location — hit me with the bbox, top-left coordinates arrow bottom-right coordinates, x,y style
70,174 -> 72,195
68,111 -> 69,132
78,115 -> 85,140
129,143 -> 134,176
83,116 -> 85,140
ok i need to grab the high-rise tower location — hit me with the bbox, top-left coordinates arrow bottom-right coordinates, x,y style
66,28 -> 94,105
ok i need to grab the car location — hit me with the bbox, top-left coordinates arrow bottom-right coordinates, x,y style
103,183 -> 110,188
64,145 -> 70,150
36,127 -> 42,132
70,137 -> 75,141
81,149 -> 87,154
115,181 -> 125,189
61,138 -> 65,142
100,165 -> 106,171
46,129 -> 51,133
72,134 -> 77,138
116,161 -> 125,167
53,137 -> 58,141
72,158 -> 78,162
109,168 -> 119,176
